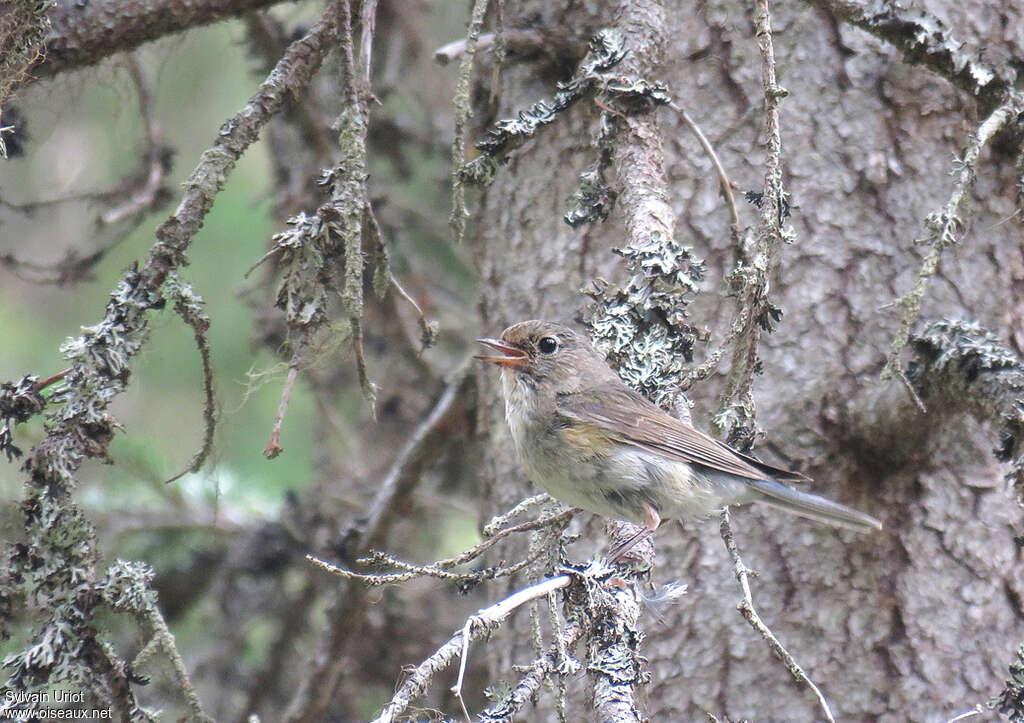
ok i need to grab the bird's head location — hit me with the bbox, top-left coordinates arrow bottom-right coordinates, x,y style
475,320 -> 616,392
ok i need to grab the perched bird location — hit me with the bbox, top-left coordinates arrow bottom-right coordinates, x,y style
476,320 -> 881,553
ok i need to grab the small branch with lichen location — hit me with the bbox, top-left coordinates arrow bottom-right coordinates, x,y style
252,1 -> 388,452
882,93 -> 1024,380
309,507 -> 574,587
719,510 -> 837,723
102,560 -> 211,723
714,0 -> 793,449
478,620 -> 585,723
459,29 -> 637,188
332,0 -> 376,410
448,0 -> 490,243
163,273 -> 216,482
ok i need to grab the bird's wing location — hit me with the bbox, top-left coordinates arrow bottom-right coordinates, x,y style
556,383 -> 809,483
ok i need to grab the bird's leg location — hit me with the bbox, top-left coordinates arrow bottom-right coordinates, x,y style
608,503 -> 662,562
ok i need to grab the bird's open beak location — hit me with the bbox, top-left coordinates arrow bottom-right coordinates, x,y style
475,338 -> 527,369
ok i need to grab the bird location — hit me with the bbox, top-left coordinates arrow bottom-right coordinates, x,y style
476,320 -> 881,555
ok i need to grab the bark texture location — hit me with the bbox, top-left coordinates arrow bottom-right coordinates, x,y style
474,0 -> 1024,719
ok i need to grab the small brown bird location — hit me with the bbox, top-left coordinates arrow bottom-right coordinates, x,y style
476,320 -> 881,550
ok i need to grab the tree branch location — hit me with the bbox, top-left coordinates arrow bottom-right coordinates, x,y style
804,0 -> 1015,114
20,0 -> 295,92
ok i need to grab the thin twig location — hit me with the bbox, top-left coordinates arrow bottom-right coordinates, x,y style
681,308 -> 748,390
719,510 -> 836,723
672,102 -> 741,239
165,274 -> 217,483
142,602 -> 213,722
241,243 -> 285,279
100,55 -> 168,226
311,543 -> 544,587
310,508 -> 574,586
448,0 -> 490,243
358,361 -> 472,550
482,493 -> 553,536
363,201 -> 438,352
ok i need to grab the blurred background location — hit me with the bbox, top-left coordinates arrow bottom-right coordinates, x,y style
1,2 -> 486,717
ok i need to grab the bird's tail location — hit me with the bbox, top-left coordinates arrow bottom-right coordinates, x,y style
746,478 -> 882,532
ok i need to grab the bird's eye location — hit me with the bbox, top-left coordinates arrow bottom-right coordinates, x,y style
537,336 -> 559,355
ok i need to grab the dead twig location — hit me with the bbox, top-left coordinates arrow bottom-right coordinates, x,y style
671,102 -> 741,240
719,509 -> 836,723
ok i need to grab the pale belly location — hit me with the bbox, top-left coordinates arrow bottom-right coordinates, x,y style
525,445 -> 748,525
